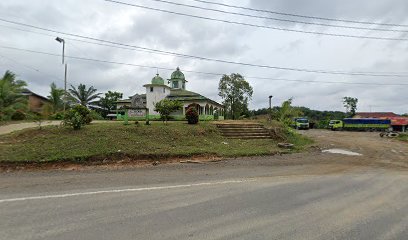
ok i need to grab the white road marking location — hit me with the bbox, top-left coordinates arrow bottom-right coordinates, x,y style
0,179 -> 255,203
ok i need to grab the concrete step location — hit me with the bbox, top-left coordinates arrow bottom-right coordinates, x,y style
216,122 -> 271,139
221,133 -> 271,137
226,135 -> 272,139
216,124 -> 263,129
218,128 -> 267,133
220,129 -> 269,133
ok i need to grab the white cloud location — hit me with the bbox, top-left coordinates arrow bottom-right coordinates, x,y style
0,0 -> 407,114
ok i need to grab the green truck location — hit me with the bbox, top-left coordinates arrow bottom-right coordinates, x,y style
329,118 -> 391,131
292,118 -> 310,130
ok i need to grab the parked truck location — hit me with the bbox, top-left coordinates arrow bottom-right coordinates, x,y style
328,118 -> 391,131
292,118 -> 310,130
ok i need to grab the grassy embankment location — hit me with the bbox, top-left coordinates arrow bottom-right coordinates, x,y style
398,133 -> 408,142
0,121 -> 312,163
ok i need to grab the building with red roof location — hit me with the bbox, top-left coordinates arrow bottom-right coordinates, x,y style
354,112 -> 407,132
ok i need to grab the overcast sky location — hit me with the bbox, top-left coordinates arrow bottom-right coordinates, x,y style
0,0 -> 407,113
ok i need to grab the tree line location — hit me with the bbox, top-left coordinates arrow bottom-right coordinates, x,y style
2,69 -> 398,126
0,70 -> 122,121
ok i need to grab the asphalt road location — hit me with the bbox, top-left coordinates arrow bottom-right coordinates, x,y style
1,129 -> 407,239
1,162 -> 407,240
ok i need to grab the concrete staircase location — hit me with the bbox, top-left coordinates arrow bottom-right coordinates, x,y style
216,123 -> 271,139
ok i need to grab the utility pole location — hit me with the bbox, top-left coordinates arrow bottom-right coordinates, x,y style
268,95 -> 273,122
56,37 -> 67,115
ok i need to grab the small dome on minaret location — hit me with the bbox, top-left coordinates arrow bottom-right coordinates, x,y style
151,73 -> 165,85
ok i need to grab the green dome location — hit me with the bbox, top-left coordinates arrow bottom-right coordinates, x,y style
170,67 -> 185,80
151,74 -> 165,85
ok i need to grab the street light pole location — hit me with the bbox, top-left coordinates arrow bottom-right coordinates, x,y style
268,95 -> 273,122
56,37 -> 67,115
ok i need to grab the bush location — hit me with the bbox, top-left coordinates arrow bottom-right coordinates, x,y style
186,107 -> 199,124
63,105 -> 92,130
49,112 -> 65,120
11,110 -> 26,120
72,105 -> 92,125
154,99 -> 182,124
90,110 -> 104,120
63,111 -> 83,130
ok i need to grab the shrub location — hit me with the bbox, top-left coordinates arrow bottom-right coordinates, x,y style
49,112 -> 65,120
154,99 -> 182,124
63,105 -> 92,130
72,105 -> 92,125
214,110 -> 219,120
90,110 -> 104,120
63,110 -> 83,130
11,110 -> 26,120
186,107 -> 199,124
31,112 -> 48,130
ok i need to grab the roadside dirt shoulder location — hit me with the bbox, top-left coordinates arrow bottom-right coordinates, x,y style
300,129 -> 408,170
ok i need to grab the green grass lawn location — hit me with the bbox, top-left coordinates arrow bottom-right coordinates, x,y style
398,133 -> 408,142
0,121 -> 312,163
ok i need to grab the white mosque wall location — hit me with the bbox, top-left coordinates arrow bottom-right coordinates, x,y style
145,85 -> 171,115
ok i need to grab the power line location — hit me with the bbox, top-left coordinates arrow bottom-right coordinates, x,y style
1,18 -> 407,77
144,0 -> 408,33
3,24 -> 408,76
103,0 -> 408,41
4,24 -> 407,76
1,45 -> 408,86
0,24 -> 187,58
187,0 -> 408,28
0,54 -> 63,81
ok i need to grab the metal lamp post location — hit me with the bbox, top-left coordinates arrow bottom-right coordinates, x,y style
268,95 -> 273,122
55,37 -> 67,114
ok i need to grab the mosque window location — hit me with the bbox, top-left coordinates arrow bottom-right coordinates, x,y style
150,87 -> 154,92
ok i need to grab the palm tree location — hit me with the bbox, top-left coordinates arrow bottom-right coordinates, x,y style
0,70 -> 27,120
68,83 -> 101,108
47,82 -> 64,113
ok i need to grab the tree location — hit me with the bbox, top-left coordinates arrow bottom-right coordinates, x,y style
154,99 -> 182,124
185,107 -> 199,124
343,97 -> 358,117
0,70 -> 27,121
47,82 -> 64,113
68,84 -> 101,108
274,98 -> 302,126
98,91 -> 123,117
63,105 -> 92,130
218,73 -> 253,120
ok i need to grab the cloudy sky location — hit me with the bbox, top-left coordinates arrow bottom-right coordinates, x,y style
0,0 -> 407,113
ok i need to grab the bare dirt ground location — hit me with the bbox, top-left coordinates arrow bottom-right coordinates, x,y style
0,121 -> 61,135
300,129 -> 408,170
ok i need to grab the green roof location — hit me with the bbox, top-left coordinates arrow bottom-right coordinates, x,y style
151,74 -> 165,85
170,67 -> 185,80
166,89 -> 223,106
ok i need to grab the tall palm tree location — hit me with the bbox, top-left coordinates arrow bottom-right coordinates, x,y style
68,83 -> 101,108
47,82 -> 64,113
0,70 -> 27,120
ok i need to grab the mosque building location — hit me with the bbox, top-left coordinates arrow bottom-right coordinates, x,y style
115,67 -> 224,120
